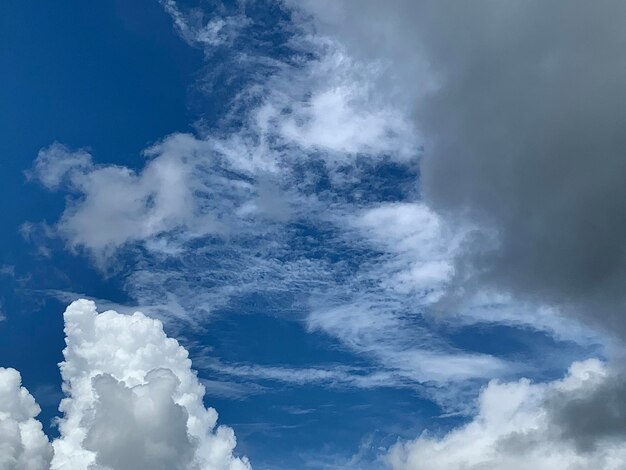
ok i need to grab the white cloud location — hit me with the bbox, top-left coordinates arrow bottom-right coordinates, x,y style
29,142 -> 93,191
0,368 -> 52,470
24,4 -> 601,412
346,202 -> 601,345
23,8 -> 611,464
287,0 -> 437,108
293,0 -> 626,346
200,379 -> 267,401
1,300 -> 250,470
307,301 -> 508,386
160,0 -> 247,50
29,134 -> 253,263
350,203 -> 456,300
200,360 -> 404,390
28,2 -> 421,273
387,359 -> 626,470
51,299 -> 250,470
262,48 -> 418,159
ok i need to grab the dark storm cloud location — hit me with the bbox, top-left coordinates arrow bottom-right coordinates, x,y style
548,372 -> 626,452
302,0 -> 626,338
297,0 -> 626,454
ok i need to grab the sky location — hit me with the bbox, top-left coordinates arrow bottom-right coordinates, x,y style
2,1 -> 626,469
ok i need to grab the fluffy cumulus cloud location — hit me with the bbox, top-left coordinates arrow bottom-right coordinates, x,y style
0,368 -> 52,470
387,360 -> 626,470
0,300 -> 249,470
52,299 -> 250,470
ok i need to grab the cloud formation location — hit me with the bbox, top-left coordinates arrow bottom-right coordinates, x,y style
27,0 -> 593,403
0,300 -> 249,470
160,0 -> 247,50
30,136 -> 237,263
0,368 -> 52,470
52,299 -> 250,470
388,360 -> 626,470
292,1 -> 626,465
298,0 -> 626,340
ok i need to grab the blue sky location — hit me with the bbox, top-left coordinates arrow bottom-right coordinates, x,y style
2,1 -> 626,470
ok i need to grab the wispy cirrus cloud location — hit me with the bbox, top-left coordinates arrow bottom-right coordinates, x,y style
199,359 -> 407,390
160,0 -> 248,50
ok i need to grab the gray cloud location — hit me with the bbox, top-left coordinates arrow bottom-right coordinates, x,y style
548,370 -> 626,452
294,1 -> 626,461
84,370 -> 196,470
299,0 -> 626,339
387,359 -> 626,470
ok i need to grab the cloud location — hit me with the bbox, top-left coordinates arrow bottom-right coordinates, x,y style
51,299 -> 250,470
281,2 -> 626,466
200,379 -> 267,401
28,142 -> 93,191
25,5 -> 622,466
296,0 -> 626,341
0,300 -> 250,470
26,1 -> 607,403
26,27 -> 422,329
347,202 -> 601,345
285,2 -> 626,461
257,46 -> 418,159
199,359 -> 405,390
350,203 -> 455,300
547,366 -> 626,452
160,0 -> 248,50
387,359 -> 626,470
20,4 -> 626,468
29,134 -> 246,263
0,368 -> 52,470
79,370 -> 197,470
307,301 -> 508,386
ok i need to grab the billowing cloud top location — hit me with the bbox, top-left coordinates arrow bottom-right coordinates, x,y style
0,368 -> 52,470
388,360 -> 626,470
1,300 -> 250,470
